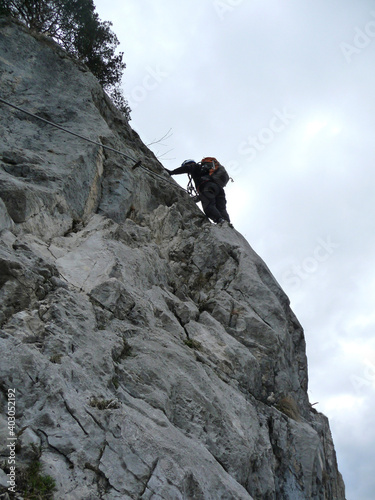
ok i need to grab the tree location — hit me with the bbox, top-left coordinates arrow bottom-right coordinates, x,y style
0,0 -> 130,119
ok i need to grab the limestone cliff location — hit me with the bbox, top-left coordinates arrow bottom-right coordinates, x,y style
0,18 -> 345,500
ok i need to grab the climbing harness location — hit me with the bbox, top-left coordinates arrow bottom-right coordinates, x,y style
186,173 -> 200,203
0,97 -> 186,192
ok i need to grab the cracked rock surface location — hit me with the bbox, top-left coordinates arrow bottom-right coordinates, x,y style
0,18 -> 345,499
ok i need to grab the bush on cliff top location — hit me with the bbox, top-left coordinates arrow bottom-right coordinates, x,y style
0,0 -> 130,118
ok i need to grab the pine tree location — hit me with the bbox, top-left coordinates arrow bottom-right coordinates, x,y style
0,0 -> 130,118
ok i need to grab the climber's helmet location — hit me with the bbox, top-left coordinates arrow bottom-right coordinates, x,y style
181,159 -> 196,167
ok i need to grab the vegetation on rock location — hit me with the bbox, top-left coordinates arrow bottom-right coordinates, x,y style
0,0 -> 130,118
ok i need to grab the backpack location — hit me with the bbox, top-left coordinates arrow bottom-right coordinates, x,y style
200,157 -> 230,188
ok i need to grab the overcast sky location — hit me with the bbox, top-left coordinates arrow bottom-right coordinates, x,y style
93,1 -> 375,498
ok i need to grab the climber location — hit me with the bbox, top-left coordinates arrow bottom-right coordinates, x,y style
165,158 -> 232,225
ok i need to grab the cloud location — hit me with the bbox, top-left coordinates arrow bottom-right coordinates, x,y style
92,1 -> 375,497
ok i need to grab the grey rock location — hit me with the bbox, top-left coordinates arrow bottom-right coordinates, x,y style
0,18 -> 345,500
90,278 -> 136,320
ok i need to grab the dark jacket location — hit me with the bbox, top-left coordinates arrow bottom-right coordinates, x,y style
168,162 -> 231,223
169,162 -> 208,191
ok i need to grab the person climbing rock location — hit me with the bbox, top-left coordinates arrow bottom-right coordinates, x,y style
166,158 -> 232,226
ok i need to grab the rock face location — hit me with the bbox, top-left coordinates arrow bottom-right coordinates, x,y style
0,18 -> 345,500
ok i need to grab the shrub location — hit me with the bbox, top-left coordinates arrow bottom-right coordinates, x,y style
49,353 -> 62,364
89,396 -> 120,410
184,338 -> 201,350
18,461 -> 56,499
276,395 -> 300,421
